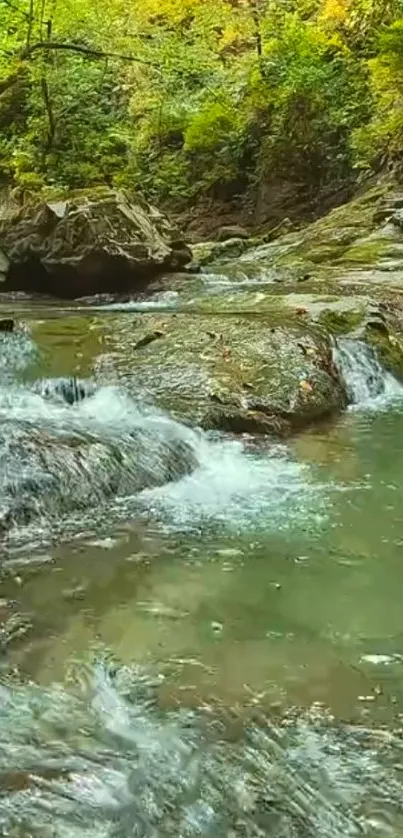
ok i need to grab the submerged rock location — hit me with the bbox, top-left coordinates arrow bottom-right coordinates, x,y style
0,189 -> 191,298
37,376 -> 96,405
0,662 -> 398,838
0,393 -> 199,534
0,319 -> 13,333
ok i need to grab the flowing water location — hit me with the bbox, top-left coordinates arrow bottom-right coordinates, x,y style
332,339 -> 402,407
2,302 -> 403,836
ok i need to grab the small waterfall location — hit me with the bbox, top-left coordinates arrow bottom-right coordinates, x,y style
333,338 -> 402,407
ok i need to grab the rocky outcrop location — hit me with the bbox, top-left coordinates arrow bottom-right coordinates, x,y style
179,179 -> 403,386
0,189 -> 191,298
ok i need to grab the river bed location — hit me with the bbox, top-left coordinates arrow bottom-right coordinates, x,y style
1,298 -> 403,836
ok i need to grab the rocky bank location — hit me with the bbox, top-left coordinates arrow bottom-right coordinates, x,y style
3,179 -> 403,437
0,188 -> 191,297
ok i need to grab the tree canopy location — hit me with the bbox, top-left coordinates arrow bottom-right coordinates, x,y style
0,0 -> 402,211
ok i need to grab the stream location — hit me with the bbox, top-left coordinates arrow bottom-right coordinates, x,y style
2,295 -> 403,837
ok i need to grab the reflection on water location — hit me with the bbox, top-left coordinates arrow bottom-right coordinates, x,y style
2,307 -> 403,834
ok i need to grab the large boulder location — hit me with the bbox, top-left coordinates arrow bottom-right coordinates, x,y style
98,313 -> 348,434
0,189 -> 191,298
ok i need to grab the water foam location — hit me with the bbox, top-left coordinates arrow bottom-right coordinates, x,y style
138,435 -> 325,534
0,381 -> 199,446
0,384 -> 201,539
94,290 -> 180,311
0,327 -> 37,381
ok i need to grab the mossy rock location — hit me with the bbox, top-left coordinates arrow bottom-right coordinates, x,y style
317,309 -> 365,336
364,323 -> 403,379
338,240 -> 387,266
101,313 -> 348,434
191,237 -> 254,266
216,180 -> 403,297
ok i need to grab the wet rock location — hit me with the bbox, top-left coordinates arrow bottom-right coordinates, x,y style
0,319 -> 13,333
37,376 -> 96,405
185,261 -> 202,274
183,181 -> 403,399
0,663 -> 394,838
374,195 -> 403,224
191,237 -> 253,266
216,224 -> 249,241
260,217 -> 294,242
108,314 -> 347,434
0,189 -> 192,298
0,599 -> 32,650
0,417 -> 198,534
195,181 -> 403,369
363,321 -> 403,378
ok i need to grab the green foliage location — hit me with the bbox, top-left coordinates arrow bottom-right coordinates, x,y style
253,17 -> 370,188
0,0 -> 402,206
352,17 -> 403,169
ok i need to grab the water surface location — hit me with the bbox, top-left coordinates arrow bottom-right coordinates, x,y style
1,302 -> 403,836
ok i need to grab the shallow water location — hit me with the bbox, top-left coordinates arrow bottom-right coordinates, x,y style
2,301 -> 403,836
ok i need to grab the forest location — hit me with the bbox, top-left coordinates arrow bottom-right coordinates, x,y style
0,0 -> 403,224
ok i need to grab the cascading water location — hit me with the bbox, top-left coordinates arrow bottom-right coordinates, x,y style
333,338 -> 403,407
0,325 -> 37,381
0,325 -> 323,545
0,382 -> 202,536
0,377 -> 322,545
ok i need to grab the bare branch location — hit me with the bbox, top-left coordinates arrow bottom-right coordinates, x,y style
21,40 -> 159,67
